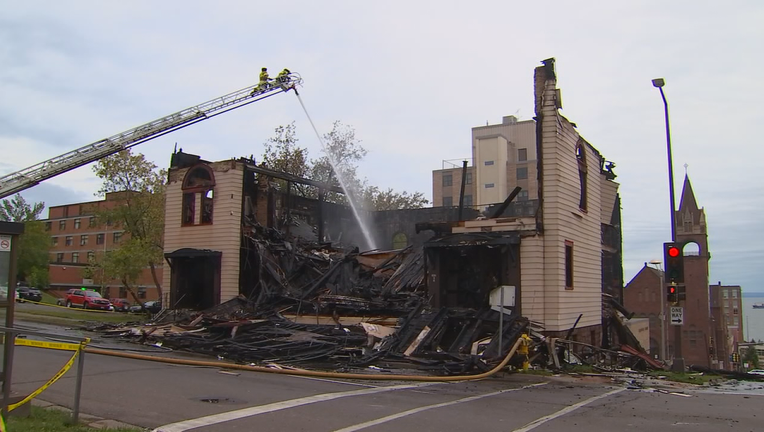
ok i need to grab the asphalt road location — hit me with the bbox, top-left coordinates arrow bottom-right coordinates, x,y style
6,322 -> 764,432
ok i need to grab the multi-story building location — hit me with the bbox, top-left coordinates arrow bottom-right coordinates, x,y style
44,192 -> 161,301
432,116 -> 538,218
710,282 -> 744,369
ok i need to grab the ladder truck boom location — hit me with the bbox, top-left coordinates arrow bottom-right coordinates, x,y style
0,73 -> 303,199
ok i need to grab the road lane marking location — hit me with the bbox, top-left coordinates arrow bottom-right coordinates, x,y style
152,382 -> 440,432
511,387 -> 626,432
333,382 -> 549,432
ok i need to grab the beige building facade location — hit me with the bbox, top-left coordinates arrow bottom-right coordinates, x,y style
427,59 -> 622,340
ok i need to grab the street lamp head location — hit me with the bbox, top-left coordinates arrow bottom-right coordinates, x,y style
652,78 -> 665,88
649,259 -> 662,265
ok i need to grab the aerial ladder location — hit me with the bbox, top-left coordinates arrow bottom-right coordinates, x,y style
0,73 -> 303,199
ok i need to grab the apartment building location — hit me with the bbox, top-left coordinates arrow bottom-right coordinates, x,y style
44,192 -> 161,300
432,116 -> 538,218
710,282 -> 744,369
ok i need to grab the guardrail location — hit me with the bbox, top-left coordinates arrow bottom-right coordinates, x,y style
0,325 -> 89,424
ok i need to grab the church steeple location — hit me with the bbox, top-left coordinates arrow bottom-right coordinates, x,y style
676,174 -> 705,235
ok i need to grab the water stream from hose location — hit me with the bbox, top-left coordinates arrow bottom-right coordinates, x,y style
295,93 -> 377,250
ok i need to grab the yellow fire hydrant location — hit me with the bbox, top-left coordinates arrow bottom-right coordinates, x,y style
517,333 -> 532,371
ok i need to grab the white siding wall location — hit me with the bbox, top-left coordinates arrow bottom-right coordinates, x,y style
538,78 -> 605,332
520,235 -> 545,322
163,161 -> 244,303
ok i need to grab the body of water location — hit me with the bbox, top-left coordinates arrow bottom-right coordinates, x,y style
741,295 -> 764,342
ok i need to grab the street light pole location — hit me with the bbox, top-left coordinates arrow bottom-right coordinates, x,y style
652,78 -> 677,242
653,77 -> 684,372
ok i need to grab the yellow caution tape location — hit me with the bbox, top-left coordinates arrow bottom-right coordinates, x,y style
8,339 -> 89,412
15,338 -> 81,351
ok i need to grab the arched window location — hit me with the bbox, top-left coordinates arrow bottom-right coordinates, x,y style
683,241 -> 701,257
182,165 -> 216,226
576,139 -> 588,211
392,232 -> 408,250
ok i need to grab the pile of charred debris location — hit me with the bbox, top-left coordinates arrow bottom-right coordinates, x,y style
94,225 -> 663,376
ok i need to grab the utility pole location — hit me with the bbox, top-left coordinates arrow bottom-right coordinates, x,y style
653,78 -> 684,372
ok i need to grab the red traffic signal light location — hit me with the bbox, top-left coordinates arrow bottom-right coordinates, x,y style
669,286 -> 676,294
663,242 -> 685,284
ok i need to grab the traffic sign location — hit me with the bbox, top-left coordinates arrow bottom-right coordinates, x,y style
670,307 -> 684,326
0,235 -> 11,252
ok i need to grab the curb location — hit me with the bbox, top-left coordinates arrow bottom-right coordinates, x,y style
32,399 -> 148,430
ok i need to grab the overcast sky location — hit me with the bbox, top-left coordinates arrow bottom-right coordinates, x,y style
1,1 -> 762,293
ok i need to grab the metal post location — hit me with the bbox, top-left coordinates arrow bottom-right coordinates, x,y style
498,288 -> 504,356
458,160 -> 468,221
71,348 -> 85,424
653,78 -> 683,371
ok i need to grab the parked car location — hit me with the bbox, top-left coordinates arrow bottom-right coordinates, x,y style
63,289 -> 111,310
129,300 -> 162,314
748,369 -> 764,376
15,286 -> 43,303
110,298 -> 131,312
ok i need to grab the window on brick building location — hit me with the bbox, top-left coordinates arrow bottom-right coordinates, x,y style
52,237 -> 58,246
113,232 -> 122,244
89,216 -> 96,227
723,290 -> 728,299
87,251 -> 95,261
80,235 -> 89,246
516,167 -> 528,180
96,234 -> 104,245
518,190 -> 529,201
442,174 -> 453,187
138,287 -> 147,299
65,236 -> 73,246
518,148 -> 528,162
465,172 -> 472,185
74,218 -> 81,229
732,290 -> 738,299
72,252 -> 79,263
56,253 -> 64,263
59,220 -> 66,230
442,196 -> 453,207
463,195 -> 473,206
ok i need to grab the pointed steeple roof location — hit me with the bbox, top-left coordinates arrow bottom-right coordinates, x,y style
677,174 -> 699,214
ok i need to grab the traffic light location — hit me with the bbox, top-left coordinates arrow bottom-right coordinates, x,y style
663,242 -> 684,284
666,284 -> 678,303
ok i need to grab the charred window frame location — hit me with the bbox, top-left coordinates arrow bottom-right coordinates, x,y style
182,165 -> 216,226
576,140 -> 588,211
565,240 -> 574,289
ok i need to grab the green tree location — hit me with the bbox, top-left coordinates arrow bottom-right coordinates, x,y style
261,121 -> 429,210
262,122 -> 310,178
93,150 -> 166,302
743,345 -> 760,369
0,194 -> 49,285
361,186 -> 429,211
100,238 -> 151,307
0,194 -> 44,222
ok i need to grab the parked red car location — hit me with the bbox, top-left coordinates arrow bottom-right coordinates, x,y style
109,298 -> 131,312
64,289 -> 111,310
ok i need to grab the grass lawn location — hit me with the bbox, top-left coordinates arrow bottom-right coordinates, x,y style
7,406 -> 143,431
14,303 -> 147,326
40,291 -> 60,305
